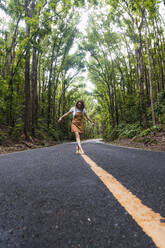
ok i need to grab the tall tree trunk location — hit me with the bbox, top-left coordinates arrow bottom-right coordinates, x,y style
135,49 -> 140,91
156,43 -> 164,91
52,76 -> 59,128
62,79 -> 66,115
112,61 -> 119,126
123,36 -> 134,92
31,47 -> 38,136
144,65 -> 149,97
117,64 -> 126,104
41,68 -> 46,117
8,79 -> 14,128
151,45 -> 159,105
145,14 -> 156,126
137,11 -> 148,128
155,19 -> 165,90
38,57 -> 41,103
47,40 -> 56,128
118,89 -> 124,121
107,83 -> 115,128
6,16 -> 21,128
24,0 -> 36,140
24,0 -> 31,140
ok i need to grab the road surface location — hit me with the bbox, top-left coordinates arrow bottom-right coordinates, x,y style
0,140 -> 165,248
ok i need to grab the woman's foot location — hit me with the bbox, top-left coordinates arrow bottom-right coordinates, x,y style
79,149 -> 85,155
76,146 -> 80,154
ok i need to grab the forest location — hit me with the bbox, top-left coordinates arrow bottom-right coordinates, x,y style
0,0 -> 165,148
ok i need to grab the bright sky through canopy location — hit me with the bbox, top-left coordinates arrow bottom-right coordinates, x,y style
1,1 -> 165,93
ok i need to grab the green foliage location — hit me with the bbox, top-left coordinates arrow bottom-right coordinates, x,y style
0,0 -> 165,145
139,128 -> 151,137
104,123 -> 141,141
107,128 -> 120,141
154,91 -> 165,124
0,130 -> 8,144
139,124 -> 163,137
9,122 -> 24,141
104,123 -> 164,142
150,124 -> 163,132
119,124 -> 142,138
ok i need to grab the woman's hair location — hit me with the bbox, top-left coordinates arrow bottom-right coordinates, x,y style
75,99 -> 85,110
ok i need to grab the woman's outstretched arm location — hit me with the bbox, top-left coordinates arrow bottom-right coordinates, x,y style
58,111 -> 72,122
84,113 -> 95,126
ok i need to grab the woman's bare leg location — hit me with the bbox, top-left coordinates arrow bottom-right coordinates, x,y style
75,132 -> 84,154
76,144 -> 79,153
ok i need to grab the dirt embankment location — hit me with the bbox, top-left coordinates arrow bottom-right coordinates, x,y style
109,131 -> 165,152
0,138 -> 59,155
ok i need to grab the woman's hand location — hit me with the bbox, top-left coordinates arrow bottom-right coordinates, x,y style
58,111 -> 71,123
91,122 -> 95,127
58,117 -> 62,123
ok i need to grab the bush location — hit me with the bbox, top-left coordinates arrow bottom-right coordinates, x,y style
109,128 -> 120,141
139,128 -> 151,137
119,123 -> 141,138
35,129 -> 47,140
105,123 -> 142,141
0,131 -> 8,144
154,91 -> 165,124
9,123 -> 23,141
150,124 -> 163,132
139,125 -> 163,137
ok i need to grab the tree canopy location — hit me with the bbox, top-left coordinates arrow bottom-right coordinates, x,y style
0,0 -> 165,143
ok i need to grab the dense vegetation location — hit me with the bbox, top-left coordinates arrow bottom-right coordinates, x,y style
0,0 -> 97,143
84,0 -> 165,141
0,0 -> 165,144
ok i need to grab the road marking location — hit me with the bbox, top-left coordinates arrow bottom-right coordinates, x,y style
81,154 -> 165,248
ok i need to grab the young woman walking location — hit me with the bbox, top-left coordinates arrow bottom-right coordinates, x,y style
58,99 -> 94,155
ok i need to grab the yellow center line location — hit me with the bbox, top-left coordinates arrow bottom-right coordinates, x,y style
81,154 -> 165,248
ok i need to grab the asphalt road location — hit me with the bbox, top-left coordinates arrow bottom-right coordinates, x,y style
0,140 -> 164,248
